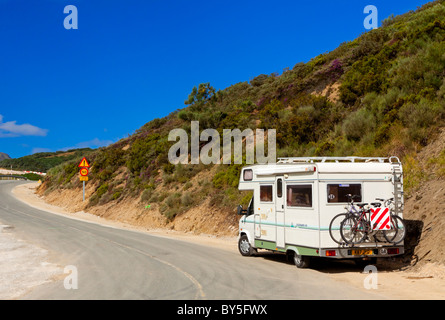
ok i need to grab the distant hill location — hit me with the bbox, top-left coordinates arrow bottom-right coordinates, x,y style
0,152 -> 11,161
0,148 -> 94,172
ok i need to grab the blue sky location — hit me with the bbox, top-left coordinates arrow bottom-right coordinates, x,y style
0,0 -> 432,159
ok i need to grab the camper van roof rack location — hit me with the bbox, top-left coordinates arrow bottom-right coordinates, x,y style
277,156 -> 400,164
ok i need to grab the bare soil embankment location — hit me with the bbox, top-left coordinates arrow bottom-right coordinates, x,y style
35,162 -> 239,238
402,128 -> 445,268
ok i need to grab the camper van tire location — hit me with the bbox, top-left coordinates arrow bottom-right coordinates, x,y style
238,234 -> 256,256
293,252 -> 310,269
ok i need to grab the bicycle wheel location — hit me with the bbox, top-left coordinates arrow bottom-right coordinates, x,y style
329,213 -> 348,244
340,215 -> 367,245
373,230 -> 387,243
383,215 -> 406,245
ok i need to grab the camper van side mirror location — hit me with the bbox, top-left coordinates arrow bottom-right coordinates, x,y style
237,205 -> 247,215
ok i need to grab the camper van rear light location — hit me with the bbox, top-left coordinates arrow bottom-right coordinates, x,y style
387,248 -> 399,255
326,250 -> 336,257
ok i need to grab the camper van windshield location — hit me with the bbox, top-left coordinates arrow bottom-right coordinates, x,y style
247,197 -> 254,215
327,184 -> 362,203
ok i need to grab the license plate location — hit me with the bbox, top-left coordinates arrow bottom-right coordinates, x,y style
351,249 -> 374,256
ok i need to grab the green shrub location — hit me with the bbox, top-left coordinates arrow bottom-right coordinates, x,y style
181,192 -> 193,207
342,108 -> 376,141
162,162 -> 175,174
165,192 -> 181,208
96,183 -> 109,198
183,181 -> 192,190
391,41 -> 445,93
374,123 -> 391,146
164,207 -> 179,220
399,99 -> 444,142
437,78 -> 445,100
212,165 -> 242,189
428,149 -> 445,177
403,154 -> 426,194
141,188 -> 153,202
112,189 -> 122,200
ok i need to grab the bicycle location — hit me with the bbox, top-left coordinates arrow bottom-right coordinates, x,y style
329,194 -> 365,245
339,201 -> 371,245
340,197 -> 406,245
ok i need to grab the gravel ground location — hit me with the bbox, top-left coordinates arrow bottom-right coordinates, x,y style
0,224 -> 62,299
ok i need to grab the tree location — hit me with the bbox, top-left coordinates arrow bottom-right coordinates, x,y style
184,83 -> 216,111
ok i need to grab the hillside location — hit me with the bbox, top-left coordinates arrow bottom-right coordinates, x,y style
0,148 -> 94,173
0,153 -> 10,161
38,1 -> 445,266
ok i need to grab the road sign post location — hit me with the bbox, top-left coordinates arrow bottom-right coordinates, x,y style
78,157 -> 90,202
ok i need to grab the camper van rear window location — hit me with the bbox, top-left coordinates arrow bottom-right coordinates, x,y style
243,169 -> 253,181
287,185 -> 312,208
260,185 -> 273,202
327,184 -> 362,203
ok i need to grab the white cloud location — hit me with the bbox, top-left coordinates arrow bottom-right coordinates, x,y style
75,138 -> 114,149
31,147 -> 53,154
59,138 -> 114,151
0,114 -> 48,138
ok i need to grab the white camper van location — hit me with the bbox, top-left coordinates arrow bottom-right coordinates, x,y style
237,156 -> 405,268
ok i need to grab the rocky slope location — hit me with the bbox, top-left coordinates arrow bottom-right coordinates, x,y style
0,153 -> 11,161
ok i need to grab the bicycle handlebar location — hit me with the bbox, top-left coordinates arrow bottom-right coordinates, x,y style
346,194 -> 360,201
374,197 -> 395,207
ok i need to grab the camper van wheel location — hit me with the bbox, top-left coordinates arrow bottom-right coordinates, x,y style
293,252 -> 310,269
238,235 -> 255,256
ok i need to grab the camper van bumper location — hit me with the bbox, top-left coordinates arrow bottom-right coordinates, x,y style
321,246 -> 404,259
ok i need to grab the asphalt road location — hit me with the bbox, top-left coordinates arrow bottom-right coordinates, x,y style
0,180 -> 385,300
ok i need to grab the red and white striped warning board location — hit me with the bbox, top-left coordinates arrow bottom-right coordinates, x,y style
370,207 -> 391,230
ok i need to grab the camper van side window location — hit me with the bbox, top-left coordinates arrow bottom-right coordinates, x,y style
327,184 -> 362,203
260,185 -> 273,202
277,179 -> 283,198
243,169 -> 253,181
287,185 -> 312,208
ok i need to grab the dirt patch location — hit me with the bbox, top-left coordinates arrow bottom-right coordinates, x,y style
325,261 -> 445,300
311,81 -> 341,103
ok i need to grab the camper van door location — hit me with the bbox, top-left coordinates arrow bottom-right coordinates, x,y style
276,176 -> 285,248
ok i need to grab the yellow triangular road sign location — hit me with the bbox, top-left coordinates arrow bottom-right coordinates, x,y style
78,157 -> 90,168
